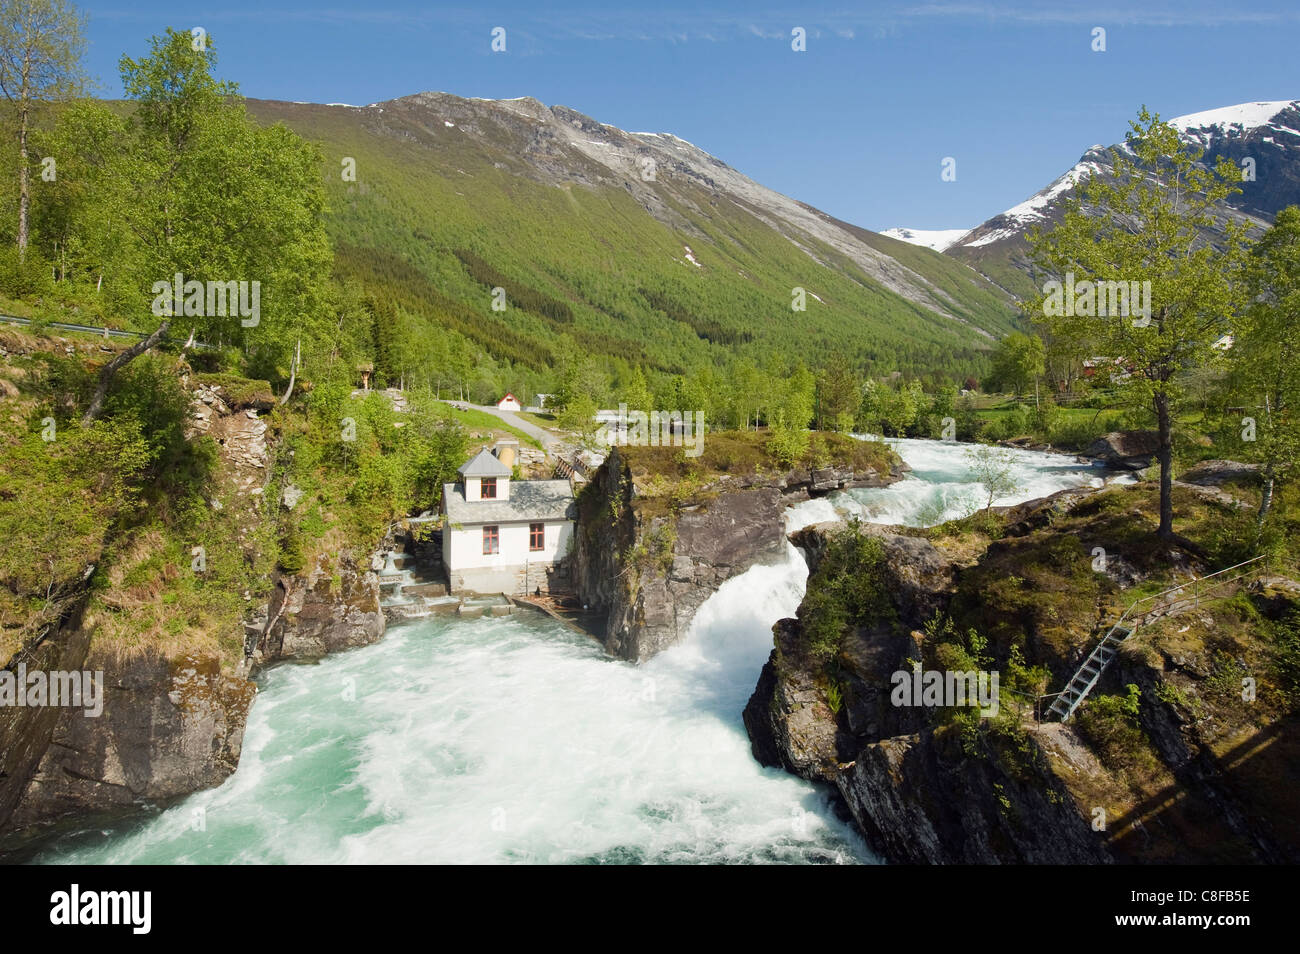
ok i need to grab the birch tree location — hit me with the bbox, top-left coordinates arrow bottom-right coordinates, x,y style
0,0 -> 85,257
1234,206 -> 1300,531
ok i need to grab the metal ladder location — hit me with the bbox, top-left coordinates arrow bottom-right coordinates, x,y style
1046,624 -> 1133,721
1044,555 -> 1266,722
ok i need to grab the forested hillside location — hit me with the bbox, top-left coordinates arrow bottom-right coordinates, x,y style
240,92 -> 1019,403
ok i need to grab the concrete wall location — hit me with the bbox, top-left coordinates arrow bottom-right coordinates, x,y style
448,561 -> 571,597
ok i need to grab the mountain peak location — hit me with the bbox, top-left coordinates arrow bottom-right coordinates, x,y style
1169,99 -> 1298,133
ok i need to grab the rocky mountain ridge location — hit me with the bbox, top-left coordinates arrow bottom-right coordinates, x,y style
889,100 -> 1300,297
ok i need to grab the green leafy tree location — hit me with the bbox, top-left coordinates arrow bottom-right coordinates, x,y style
966,444 -> 1022,513
817,353 -> 859,431
1027,107 -> 1249,540
34,98 -> 131,293
0,0 -> 85,256
988,331 -> 1046,401
620,364 -> 652,415
870,379 -> 923,436
1234,206 -> 1300,529
81,29 -> 331,422
550,343 -> 606,414
781,359 -> 816,429
726,357 -> 763,430
557,391 -> 599,444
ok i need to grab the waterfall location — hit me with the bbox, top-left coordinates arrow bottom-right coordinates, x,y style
33,439 -> 1105,864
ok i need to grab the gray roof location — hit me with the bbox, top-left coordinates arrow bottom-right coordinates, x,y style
457,448 -> 512,478
443,479 -> 576,525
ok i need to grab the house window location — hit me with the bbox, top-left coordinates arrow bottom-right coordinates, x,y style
530,523 -> 545,551
480,477 -> 497,499
482,525 -> 499,555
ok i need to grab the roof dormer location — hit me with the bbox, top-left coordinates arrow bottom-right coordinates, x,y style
458,447 -> 512,501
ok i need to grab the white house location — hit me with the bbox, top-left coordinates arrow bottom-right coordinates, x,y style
442,442 -> 575,595
496,393 -> 522,412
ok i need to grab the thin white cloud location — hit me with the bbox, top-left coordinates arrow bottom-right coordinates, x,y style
92,3 -> 1300,37
899,2 -> 1297,27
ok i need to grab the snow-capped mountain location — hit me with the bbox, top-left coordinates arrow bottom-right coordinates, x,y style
946,100 -> 1300,296
1170,100 -> 1299,147
880,227 -> 972,252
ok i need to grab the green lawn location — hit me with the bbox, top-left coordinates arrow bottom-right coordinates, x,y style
517,410 -> 557,430
435,404 -> 543,449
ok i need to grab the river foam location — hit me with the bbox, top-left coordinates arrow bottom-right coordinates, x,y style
33,438 -> 1104,864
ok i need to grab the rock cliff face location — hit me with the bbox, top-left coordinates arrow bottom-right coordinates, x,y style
744,490 -> 1300,864
835,725 -> 1110,864
253,551 -> 385,662
0,598 -> 94,839
2,547 -> 383,846
571,447 -> 905,662
0,379 -> 385,850
4,651 -> 255,840
743,518 -> 1112,863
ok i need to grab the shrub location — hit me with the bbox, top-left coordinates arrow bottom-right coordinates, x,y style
1269,610 -> 1300,710
767,421 -> 810,468
797,521 -> 894,661
0,246 -> 53,298
1073,684 -> 1157,777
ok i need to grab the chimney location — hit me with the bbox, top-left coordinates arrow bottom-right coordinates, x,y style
494,438 -> 519,470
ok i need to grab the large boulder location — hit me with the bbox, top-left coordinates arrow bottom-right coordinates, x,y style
1084,430 -> 1160,470
836,727 -> 1110,864
600,486 -> 788,662
1178,459 -> 1261,486
572,446 -> 907,663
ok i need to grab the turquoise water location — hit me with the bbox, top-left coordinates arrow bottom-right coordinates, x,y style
35,549 -> 865,864
33,439 -> 1102,864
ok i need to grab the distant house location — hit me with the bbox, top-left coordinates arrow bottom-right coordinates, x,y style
497,393 -> 522,411
534,393 -> 552,409
1082,356 -> 1132,383
441,442 -> 575,595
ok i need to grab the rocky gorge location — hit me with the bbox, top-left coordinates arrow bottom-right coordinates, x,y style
744,472 -> 1300,864
570,439 -> 909,662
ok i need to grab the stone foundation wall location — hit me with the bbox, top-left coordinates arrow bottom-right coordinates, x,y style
451,559 -> 570,596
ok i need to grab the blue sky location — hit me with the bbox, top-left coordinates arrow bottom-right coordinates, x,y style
80,2 -> 1300,232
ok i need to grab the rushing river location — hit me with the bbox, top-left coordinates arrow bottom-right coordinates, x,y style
34,438 -> 1108,864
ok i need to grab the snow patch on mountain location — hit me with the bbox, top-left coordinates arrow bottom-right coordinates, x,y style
959,156 -> 1103,249
881,227 -> 971,252
1170,101 -> 1296,135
